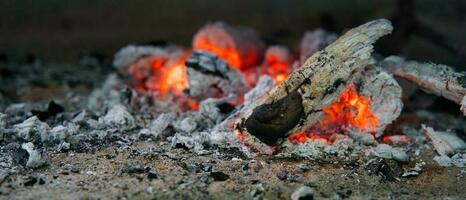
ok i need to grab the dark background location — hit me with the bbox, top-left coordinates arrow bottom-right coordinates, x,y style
0,0 -> 465,69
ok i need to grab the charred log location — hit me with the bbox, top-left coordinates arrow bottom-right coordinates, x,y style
380,56 -> 466,115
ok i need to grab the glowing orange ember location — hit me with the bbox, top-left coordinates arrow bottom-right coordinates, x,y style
145,58 -> 189,95
382,135 -> 411,145
321,83 -> 377,131
289,84 -> 378,144
193,38 -> 242,69
234,130 -> 245,142
264,53 -> 291,84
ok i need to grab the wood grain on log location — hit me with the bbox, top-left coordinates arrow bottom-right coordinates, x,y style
380,56 -> 466,115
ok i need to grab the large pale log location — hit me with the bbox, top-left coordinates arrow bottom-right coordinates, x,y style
380,56 -> 466,115
215,19 -> 393,154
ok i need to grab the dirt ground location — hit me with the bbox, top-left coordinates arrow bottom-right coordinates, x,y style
1,140 -> 465,200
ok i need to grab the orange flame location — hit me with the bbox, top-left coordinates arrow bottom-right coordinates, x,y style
289,84 -> 378,144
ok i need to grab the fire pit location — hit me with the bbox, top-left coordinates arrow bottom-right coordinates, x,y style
1,17 -> 465,199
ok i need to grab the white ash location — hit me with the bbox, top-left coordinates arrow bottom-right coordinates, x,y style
185,51 -> 247,101
0,112 -> 6,142
374,143 -> 409,162
171,131 -> 230,154
4,103 -> 33,124
113,44 -> 183,69
434,153 -> 466,167
402,161 -> 425,177
347,128 -> 376,145
12,116 -> 50,142
176,118 -> 198,133
143,113 -> 176,138
87,74 -> 125,115
102,104 -> 136,131
47,123 -> 78,144
299,29 -> 337,65
461,95 -> 466,116
243,75 -> 275,107
277,136 -> 358,160
72,110 -> 93,124
421,124 -> 466,156
21,142 -> 47,168
0,151 -> 18,180
199,96 -> 237,124
57,142 -> 71,152
291,185 -> 314,200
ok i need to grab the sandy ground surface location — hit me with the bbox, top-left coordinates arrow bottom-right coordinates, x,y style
1,140 -> 465,200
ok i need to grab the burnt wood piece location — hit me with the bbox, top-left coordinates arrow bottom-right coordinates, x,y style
245,91 -> 304,145
215,19 -> 393,154
380,56 -> 466,116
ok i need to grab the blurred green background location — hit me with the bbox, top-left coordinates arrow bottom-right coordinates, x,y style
0,0 -> 465,69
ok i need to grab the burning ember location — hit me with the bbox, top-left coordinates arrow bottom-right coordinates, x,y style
121,46 -> 190,96
289,84 -> 378,144
192,22 -> 264,71
193,37 -> 242,69
260,46 -> 294,84
145,57 -> 189,94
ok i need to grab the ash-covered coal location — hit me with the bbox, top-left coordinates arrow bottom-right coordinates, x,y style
185,51 -> 247,101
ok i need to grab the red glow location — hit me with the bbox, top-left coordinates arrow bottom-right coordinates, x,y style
289,84 -> 378,144
126,51 -> 190,96
288,132 -> 308,144
193,38 -> 242,69
234,130 -> 245,142
288,132 -> 330,144
264,53 -> 292,84
146,61 -> 189,95
321,83 -> 377,131
382,135 -> 411,145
